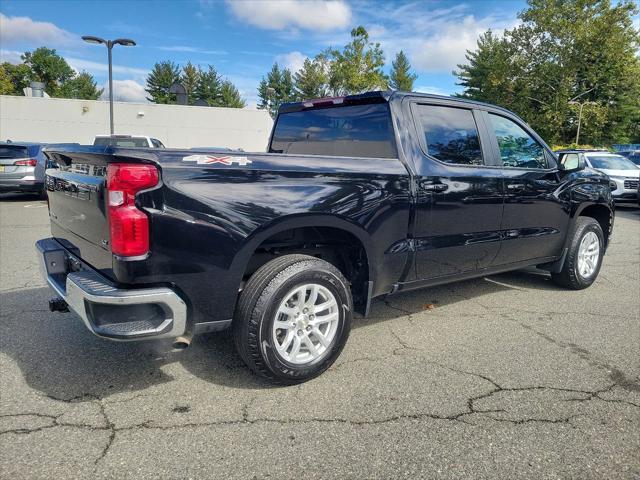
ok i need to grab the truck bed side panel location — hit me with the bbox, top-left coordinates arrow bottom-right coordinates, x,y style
45,148 -> 411,327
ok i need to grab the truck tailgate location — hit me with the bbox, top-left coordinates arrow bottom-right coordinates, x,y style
45,152 -> 113,274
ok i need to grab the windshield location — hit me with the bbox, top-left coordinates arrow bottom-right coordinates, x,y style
619,152 -> 640,165
588,155 -> 638,170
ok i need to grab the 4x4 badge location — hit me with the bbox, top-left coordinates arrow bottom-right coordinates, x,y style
182,154 -> 252,166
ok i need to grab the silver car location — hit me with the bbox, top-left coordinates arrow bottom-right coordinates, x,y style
0,143 -> 48,197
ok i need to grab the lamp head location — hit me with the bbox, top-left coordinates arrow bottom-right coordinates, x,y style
113,38 -> 136,47
82,35 -> 106,45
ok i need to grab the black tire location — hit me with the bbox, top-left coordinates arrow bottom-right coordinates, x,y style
233,254 -> 352,384
551,217 -> 604,290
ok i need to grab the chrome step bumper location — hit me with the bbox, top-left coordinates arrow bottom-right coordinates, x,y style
36,238 -> 187,341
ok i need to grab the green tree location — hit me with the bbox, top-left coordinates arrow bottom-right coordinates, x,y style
180,62 -> 200,105
258,63 -> 296,117
455,0 -> 640,145
145,60 -> 180,104
0,65 -> 12,95
59,71 -> 103,100
0,62 -> 31,95
294,55 -> 329,100
219,80 -> 246,108
194,65 -> 222,106
21,47 -> 74,96
389,50 -> 417,91
327,26 -> 387,95
456,30 -> 524,105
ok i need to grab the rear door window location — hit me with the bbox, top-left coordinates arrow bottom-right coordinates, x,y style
269,103 -> 397,158
414,104 -> 483,165
488,114 -> 548,169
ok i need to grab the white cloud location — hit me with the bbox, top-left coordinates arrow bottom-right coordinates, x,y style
276,51 -> 307,73
100,79 -> 148,103
357,3 -> 518,74
0,13 -> 78,47
0,49 -> 23,64
414,85 -> 453,96
158,45 -> 227,55
225,0 -> 351,31
409,16 -> 509,73
66,57 -> 149,78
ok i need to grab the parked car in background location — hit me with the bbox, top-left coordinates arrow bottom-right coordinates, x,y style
93,135 -> 166,148
618,150 -> 640,167
38,91 -> 614,384
0,142 -> 50,197
557,150 -> 640,204
584,152 -> 639,204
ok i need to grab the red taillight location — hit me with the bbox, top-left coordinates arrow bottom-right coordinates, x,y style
14,158 -> 38,166
106,163 -> 159,257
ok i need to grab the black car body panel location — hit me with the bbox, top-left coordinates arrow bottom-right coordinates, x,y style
41,91 -> 614,335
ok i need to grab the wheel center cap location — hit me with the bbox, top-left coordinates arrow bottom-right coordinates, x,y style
297,316 -> 309,329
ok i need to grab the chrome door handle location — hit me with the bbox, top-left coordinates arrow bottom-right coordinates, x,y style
507,183 -> 526,190
422,183 -> 448,192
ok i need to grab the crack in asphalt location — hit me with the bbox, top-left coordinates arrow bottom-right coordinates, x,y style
1,371 -> 637,470
2,289 -> 637,470
501,313 -> 640,393
94,399 -> 116,468
383,291 -> 640,395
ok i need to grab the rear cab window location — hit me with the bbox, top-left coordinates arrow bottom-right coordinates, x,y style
413,104 -> 484,165
269,103 -> 397,158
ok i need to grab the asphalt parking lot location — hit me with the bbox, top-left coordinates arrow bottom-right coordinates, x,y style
0,193 -> 638,479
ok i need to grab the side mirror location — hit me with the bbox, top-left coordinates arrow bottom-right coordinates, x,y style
558,153 -> 584,172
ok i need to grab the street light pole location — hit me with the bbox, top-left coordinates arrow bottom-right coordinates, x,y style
568,87 -> 595,146
107,42 -> 114,134
82,36 -> 136,135
575,101 -> 584,145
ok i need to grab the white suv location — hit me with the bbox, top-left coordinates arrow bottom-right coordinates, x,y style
582,151 -> 640,204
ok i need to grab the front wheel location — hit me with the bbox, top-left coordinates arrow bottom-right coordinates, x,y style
233,254 -> 352,384
551,217 -> 604,290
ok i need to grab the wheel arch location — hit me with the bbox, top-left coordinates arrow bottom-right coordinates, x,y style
574,202 -> 614,247
229,214 -> 376,312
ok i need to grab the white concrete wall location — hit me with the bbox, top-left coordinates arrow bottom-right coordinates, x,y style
0,95 -> 273,151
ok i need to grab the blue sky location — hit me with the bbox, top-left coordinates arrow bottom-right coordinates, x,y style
0,0 -> 527,107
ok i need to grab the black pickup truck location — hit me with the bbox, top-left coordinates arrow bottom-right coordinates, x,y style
37,91 -> 614,384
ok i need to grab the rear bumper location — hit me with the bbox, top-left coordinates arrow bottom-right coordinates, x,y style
0,179 -> 42,193
36,238 -> 187,341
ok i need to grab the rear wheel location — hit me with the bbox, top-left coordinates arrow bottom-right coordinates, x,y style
233,254 -> 352,384
551,217 -> 604,290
